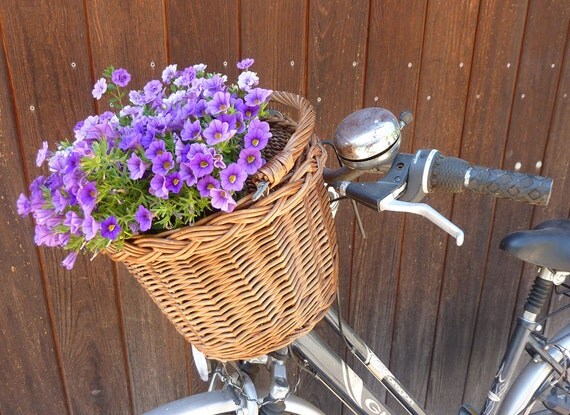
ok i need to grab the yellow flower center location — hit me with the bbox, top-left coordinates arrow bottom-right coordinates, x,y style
164,162 -> 171,169
229,175 -> 236,183
200,161 -> 209,168
215,132 -> 222,140
252,139 -> 259,146
247,155 -> 255,163
108,224 -> 115,232
173,178 -> 180,186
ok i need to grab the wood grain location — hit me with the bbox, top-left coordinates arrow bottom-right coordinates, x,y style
463,0 -> 570,407
0,28 -> 69,415
425,1 -> 528,413
388,1 -> 480,411
241,0 -> 307,95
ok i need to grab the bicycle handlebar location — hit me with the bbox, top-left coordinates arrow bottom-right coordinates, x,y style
428,153 -> 552,206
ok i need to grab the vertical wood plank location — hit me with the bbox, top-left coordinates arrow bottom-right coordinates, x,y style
1,1 -> 131,413
350,0 -> 427,404
168,0 -> 240,76
425,1 -> 528,413
84,1 -> 191,412
306,1 -> 369,413
389,0 -> 480,410
241,0 -> 307,95
463,0 -> 570,406
0,28 -> 69,415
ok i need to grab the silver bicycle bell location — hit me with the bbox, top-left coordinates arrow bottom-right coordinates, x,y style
333,108 -> 412,172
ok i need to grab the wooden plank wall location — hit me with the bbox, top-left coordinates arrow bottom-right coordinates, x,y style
0,1 -> 568,414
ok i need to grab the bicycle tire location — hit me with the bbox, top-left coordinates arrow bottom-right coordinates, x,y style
499,327 -> 570,415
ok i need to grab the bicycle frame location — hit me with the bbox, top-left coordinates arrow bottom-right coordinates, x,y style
291,269 -> 569,415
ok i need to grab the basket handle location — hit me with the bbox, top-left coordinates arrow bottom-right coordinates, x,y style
252,91 -> 316,188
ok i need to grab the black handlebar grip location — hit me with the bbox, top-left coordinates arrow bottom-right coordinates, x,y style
429,154 -> 470,193
465,166 -> 552,206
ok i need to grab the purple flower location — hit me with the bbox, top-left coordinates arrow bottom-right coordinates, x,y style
207,91 -> 231,114
129,90 -> 149,106
237,58 -> 255,70
36,141 -> 50,167
135,205 -> 153,232
220,163 -> 247,191
143,80 -> 163,101
92,78 -> 107,100
180,119 -> 201,142
119,128 -> 142,150
62,251 -> 78,270
17,193 -> 31,216
165,172 -> 183,194
64,211 -> 83,234
101,216 -> 121,240
174,66 -> 196,87
51,190 -> 69,213
162,64 -> 178,84
203,74 -> 226,97
145,140 -> 166,159
237,71 -> 259,92
149,175 -> 169,199
203,119 -> 234,145
112,68 -> 131,87
244,88 -> 272,106
82,215 -> 99,241
77,182 -> 98,215
152,152 -> 174,176
196,175 -> 219,197
209,148 -> 226,169
210,189 -> 237,213
235,100 -> 259,120
127,153 -> 149,179
238,148 -> 263,174
179,162 -> 197,186
189,152 -> 214,178
244,119 -> 271,150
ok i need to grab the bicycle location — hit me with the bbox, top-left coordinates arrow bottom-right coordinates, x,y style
144,106 -> 569,415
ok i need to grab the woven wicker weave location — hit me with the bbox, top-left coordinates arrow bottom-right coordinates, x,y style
106,92 -> 338,360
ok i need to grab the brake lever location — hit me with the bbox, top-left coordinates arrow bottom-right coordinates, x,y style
379,194 -> 464,246
334,152 -> 465,246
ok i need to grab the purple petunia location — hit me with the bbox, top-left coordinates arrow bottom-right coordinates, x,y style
244,119 -> 271,150
165,172 -> 183,194
189,152 -> 214,178
210,189 -> 237,213
180,119 -> 201,142
64,211 -> 83,234
17,193 -> 31,216
62,251 -> 78,270
196,175 -> 220,197
179,162 -> 197,186
77,182 -> 98,215
207,91 -> 231,115
135,205 -> 153,232
203,119 -> 234,145
237,58 -> 255,70
92,78 -> 107,100
162,64 -> 178,84
82,215 -> 99,241
36,141 -> 50,167
244,88 -> 272,106
237,71 -> 259,92
145,140 -> 166,160
149,175 -> 169,199
111,68 -> 131,87
220,163 -> 247,192
152,152 -> 174,176
238,147 -> 263,175
127,153 -> 149,180
101,216 -> 121,240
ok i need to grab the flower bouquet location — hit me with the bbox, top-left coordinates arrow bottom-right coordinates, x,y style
17,59 -> 338,360
18,59 -> 274,270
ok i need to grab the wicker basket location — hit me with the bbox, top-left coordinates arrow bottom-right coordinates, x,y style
106,92 -> 338,360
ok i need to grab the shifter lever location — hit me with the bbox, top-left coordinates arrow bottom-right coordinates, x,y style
379,194 -> 464,246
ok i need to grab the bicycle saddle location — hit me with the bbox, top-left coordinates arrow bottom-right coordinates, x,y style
500,219 -> 570,272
